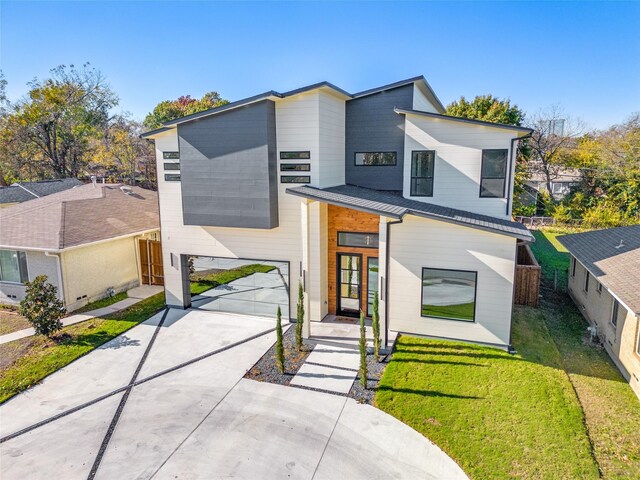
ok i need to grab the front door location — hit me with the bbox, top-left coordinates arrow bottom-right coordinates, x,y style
337,253 -> 361,317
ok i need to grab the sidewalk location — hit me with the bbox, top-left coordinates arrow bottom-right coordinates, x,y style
0,285 -> 163,345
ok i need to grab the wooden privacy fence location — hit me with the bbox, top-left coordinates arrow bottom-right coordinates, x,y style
139,239 -> 164,286
514,244 -> 541,307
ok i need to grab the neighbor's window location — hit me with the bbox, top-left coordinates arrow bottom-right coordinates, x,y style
480,149 -> 508,198
280,151 -> 310,160
280,175 -> 311,184
0,250 -> 28,284
597,282 -> 603,294
280,163 -> 310,172
164,162 -> 180,171
571,257 -> 577,277
337,232 -> 379,248
354,152 -> 397,166
636,325 -> 640,356
421,268 -> 477,322
164,174 -> 181,181
584,271 -> 590,293
611,300 -> 619,329
411,150 -> 435,196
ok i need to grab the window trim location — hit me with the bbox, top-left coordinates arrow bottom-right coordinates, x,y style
337,231 -> 379,249
420,267 -> 478,323
596,282 -> 603,294
479,149 -> 508,198
0,250 -> 29,284
354,152 -> 397,167
280,151 -> 310,160
280,175 -> 311,184
410,150 -> 436,197
584,271 -> 590,293
280,163 -> 311,172
611,299 -> 619,330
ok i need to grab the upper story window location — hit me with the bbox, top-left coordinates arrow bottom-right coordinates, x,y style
0,249 -> 28,284
164,174 -> 181,182
355,152 -> 397,166
411,151 -> 435,196
280,151 -> 310,160
280,163 -> 310,172
480,149 -> 508,198
584,271 -> 590,293
611,299 -> 619,329
338,232 -> 379,248
280,175 -> 310,184
163,151 -> 179,160
164,162 -> 180,171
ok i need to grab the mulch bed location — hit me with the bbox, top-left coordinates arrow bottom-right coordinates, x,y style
245,326 -> 314,385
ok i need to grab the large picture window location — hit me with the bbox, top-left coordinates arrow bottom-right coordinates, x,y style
421,268 -> 477,322
0,250 -> 29,284
480,149 -> 508,198
411,150 -> 435,196
354,152 -> 397,166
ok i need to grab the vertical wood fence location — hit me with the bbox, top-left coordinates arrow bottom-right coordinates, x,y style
514,244 -> 541,307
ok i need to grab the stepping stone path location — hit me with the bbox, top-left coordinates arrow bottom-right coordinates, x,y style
290,344 -> 360,394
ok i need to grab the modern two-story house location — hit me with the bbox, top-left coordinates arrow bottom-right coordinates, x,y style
142,76 -> 533,351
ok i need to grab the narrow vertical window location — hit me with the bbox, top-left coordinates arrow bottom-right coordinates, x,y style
480,149 -> 508,198
611,300 -> 619,329
571,257 -> 577,277
584,271 -> 590,293
410,151 -> 435,196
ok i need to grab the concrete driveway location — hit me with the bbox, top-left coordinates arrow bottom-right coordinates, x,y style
0,308 -> 467,480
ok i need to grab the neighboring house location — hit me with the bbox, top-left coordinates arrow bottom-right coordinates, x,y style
525,168 -> 581,201
0,183 -> 162,312
0,178 -> 83,208
558,226 -> 640,398
142,75 -> 534,351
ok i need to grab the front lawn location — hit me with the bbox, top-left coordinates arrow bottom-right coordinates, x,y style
72,291 -> 128,314
376,309 -> 600,480
0,308 -> 30,336
190,263 -> 276,295
0,292 -> 165,403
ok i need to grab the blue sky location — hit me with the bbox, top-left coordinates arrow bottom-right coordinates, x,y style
1,1 -> 638,129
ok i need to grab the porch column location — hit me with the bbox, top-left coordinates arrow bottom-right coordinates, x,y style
300,199 -> 312,339
378,216 -> 389,348
308,201 -> 327,323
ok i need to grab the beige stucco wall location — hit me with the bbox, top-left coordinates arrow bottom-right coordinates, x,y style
568,256 -> 640,398
60,235 -> 147,311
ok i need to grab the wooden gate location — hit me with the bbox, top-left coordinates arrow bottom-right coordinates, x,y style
514,244 -> 541,307
139,239 -> 164,286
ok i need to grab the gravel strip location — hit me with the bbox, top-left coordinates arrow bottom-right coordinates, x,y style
349,352 -> 391,405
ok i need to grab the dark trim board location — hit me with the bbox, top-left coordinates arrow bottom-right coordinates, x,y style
336,252 -> 363,318
420,267 -> 478,323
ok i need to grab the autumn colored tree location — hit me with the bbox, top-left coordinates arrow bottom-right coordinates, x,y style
143,91 -> 228,129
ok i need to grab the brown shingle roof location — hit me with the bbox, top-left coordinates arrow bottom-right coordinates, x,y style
557,225 -> 640,314
0,184 -> 159,250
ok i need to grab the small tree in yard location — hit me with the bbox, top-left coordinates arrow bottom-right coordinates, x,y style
19,275 -> 66,338
359,310 -> 367,388
372,291 -> 380,360
296,281 -> 304,351
275,306 -> 285,374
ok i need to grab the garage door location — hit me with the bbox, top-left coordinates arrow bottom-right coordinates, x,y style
189,257 -> 289,319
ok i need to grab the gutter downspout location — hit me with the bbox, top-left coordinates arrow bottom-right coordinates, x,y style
384,218 -> 404,350
506,132 -> 532,216
44,251 -> 65,306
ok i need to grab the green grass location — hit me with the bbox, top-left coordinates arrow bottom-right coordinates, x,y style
376,310 -> 600,480
422,302 -> 474,321
190,264 -> 276,295
72,291 -> 128,315
530,230 -> 570,283
0,292 -> 165,404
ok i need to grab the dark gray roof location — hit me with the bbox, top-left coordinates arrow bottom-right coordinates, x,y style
286,184 -> 534,242
395,108 -> 533,135
141,76 -> 444,137
0,178 -> 83,204
557,226 -> 640,314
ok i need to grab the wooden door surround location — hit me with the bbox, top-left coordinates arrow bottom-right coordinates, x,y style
327,205 -> 379,316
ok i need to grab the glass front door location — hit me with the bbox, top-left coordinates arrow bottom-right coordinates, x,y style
337,253 -> 361,317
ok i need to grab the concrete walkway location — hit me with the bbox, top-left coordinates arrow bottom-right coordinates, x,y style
0,285 -> 162,345
0,308 -> 468,480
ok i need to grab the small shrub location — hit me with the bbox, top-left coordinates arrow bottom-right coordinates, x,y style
296,281 -> 304,350
372,290 -> 380,360
275,306 -> 284,374
583,203 -> 633,228
19,275 -> 66,338
359,310 -> 367,388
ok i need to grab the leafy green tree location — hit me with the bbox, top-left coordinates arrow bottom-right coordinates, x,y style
0,64 -> 118,181
296,281 -> 304,351
359,310 -> 367,388
19,275 -> 66,338
371,290 -> 380,360
275,306 -> 285,374
143,91 -> 228,129
446,95 -> 524,126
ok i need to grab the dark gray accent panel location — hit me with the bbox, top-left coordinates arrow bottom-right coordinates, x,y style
178,100 -> 278,229
179,254 -> 191,308
345,85 -> 414,190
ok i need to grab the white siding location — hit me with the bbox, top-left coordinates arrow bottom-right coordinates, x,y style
388,215 -> 517,347
412,84 -> 438,113
318,91 -> 346,187
403,115 -> 517,218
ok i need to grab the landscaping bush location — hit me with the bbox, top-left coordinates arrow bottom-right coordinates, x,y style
296,281 -> 304,350
275,306 -> 284,374
19,275 -> 66,338
359,310 -> 367,388
372,290 -> 380,359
